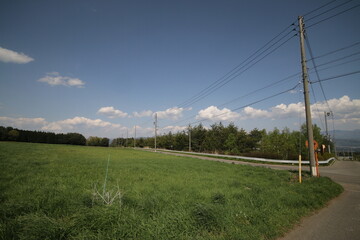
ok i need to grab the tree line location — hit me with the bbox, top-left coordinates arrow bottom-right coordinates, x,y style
1,123 -> 333,160
111,122 -> 333,160
0,126 -> 109,147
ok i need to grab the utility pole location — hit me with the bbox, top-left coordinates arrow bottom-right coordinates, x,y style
188,124 -> 192,152
126,129 -> 128,147
324,112 -> 329,139
324,111 -> 332,153
154,113 -> 157,152
298,16 -> 317,177
134,125 -> 136,148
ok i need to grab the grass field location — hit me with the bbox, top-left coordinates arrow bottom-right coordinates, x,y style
0,142 -> 343,240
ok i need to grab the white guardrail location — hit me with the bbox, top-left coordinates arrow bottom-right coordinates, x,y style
156,149 -> 335,165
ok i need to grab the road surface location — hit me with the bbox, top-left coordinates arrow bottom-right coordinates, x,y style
279,160 -> 360,240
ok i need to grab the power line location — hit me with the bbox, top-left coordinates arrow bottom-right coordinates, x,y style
178,33 -> 297,108
306,0 -> 354,22
307,41 -> 360,61
170,74 -> 300,127
310,70 -> 360,83
305,34 -> 332,113
135,2 -> 360,135
137,50 -> 359,131
218,72 -> 300,108
177,24 -> 297,108
303,0 -> 339,17
308,3 -> 360,28
315,56 -> 360,71
315,51 -> 360,68
309,78 -> 326,131
171,49 -> 359,126
221,47 -> 360,109
188,83 -> 300,127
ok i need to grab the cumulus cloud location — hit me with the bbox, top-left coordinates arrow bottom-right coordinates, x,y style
37,72 -> 85,88
0,116 -> 123,136
196,106 -> 240,122
313,95 -> 360,122
316,96 -> 360,115
160,125 -> 188,134
133,110 -> 153,118
0,117 -> 47,129
0,46 -> 34,64
237,95 -> 360,127
156,107 -> 187,120
242,106 -> 270,119
97,106 -> 128,118
194,95 -> 360,129
270,102 -> 304,119
41,116 -> 122,132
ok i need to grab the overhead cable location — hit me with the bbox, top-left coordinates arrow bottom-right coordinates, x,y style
307,3 -> 360,28
177,24 -> 297,108
310,70 -> 360,83
178,33 -> 297,108
306,0 -> 354,22
303,0 -> 339,17
188,83 -> 300,126
306,35 -> 332,113
307,41 -> 360,61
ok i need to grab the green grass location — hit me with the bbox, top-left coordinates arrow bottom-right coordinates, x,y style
0,142 -> 343,240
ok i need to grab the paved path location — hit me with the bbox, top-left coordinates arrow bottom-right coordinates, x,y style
279,160 -> 360,240
157,151 -> 360,240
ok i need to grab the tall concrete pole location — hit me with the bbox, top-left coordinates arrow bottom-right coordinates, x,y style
154,113 -> 157,152
298,16 -> 317,176
324,112 -> 329,139
126,129 -> 128,147
134,125 -> 136,148
324,111 -> 332,153
188,124 -> 191,152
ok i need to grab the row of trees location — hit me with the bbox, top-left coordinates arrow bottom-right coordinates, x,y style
111,122 -> 333,160
0,126 -> 109,147
0,126 -> 86,145
86,136 -> 110,147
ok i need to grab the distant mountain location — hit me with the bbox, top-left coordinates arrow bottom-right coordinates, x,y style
329,129 -> 360,151
333,129 -> 360,141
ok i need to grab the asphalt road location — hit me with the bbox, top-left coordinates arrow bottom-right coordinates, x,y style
157,151 -> 360,240
279,160 -> 360,240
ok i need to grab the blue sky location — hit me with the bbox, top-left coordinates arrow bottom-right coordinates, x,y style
1,0 -> 359,138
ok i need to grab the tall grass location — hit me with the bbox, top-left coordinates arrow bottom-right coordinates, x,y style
0,142 -> 342,240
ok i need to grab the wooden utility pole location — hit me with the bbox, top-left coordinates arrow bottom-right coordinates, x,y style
188,124 -> 192,152
324,111 -> 331,153
134,125 -> 136,148
298,16 -> 317,177
154,113 -> 157,152
126,129 -> 128,147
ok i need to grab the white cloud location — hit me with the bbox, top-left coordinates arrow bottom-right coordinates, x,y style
97,106 -> 128,118
156,107 -> 186,120
0,117 -> 47,129
196,106 -> 240,122
133,110 -> 153,118
160,125 -> 188,134
0,46 -> 34,64
0,116 -> 126,137
312,95 -> 360,123
37,72 -> 85,88
242,106 -> 270,119
270,102 -> 304,119
236,95 -> 360,129
41,116 -> 122,132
